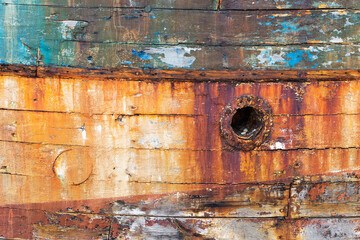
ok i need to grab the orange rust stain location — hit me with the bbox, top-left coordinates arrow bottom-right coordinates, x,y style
307,183 -> 330,202
0,69 -> 359,207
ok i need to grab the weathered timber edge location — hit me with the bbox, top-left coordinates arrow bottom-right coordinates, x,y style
1,64 -> 360,82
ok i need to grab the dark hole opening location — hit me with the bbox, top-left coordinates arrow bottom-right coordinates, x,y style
231,107 -> 263,139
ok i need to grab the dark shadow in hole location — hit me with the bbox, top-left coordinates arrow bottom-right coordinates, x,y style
231,107 -> 264,139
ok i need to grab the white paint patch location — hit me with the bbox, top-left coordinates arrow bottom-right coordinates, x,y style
61,20 -> 79,28
302,220 -> 360,240
82,129 -> 87,141
345,51 -> 355,57
256,49 -> 286,65
345,18 -> 355,27
55,157 -> 67,181
138,135 -> 163,148
59,20 -> 88,40
144,47 -> 200,68
331,10 -> 348,16
330,37 -> 344,43
270,142 -> 286,150
112,204 -> 146,215
95,125 -> 102,134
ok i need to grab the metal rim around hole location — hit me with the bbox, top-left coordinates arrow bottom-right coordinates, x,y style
220,95 -> 273,151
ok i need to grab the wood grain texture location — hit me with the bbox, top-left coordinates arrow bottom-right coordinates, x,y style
1,0 -> 359,10
3,178 -> 360,238
1,0 -> 360,238
290,181 -> 360,218
221,0 -> 360,10
3,75 -> 360,115
1,4 -> 360,70
35,42 -> 360,70
3,7 -> 359,45
1,107 -> 360,151
0,0 -> 218,9
0,71 -> 359,188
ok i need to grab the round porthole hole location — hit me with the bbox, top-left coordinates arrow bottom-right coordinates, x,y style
231,106 -> 263,139
220,95 -> 273,151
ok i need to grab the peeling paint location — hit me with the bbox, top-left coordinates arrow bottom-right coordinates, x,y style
144,47 -> 200,68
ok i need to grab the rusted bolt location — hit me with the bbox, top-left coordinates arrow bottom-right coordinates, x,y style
220,95 -> 273,151
294,162 -> 301,168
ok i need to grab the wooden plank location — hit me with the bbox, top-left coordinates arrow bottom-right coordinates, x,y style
110,217 -> 288,239
110,217 -> 360,239
2,0 -> 359,10
2,76 -> 360,116
4,208 -> 360,240
0,0 -> 218,9
291,218 -> 360,240
0,208 -> 288,239
33,66 -> 360,82
127,148 -> 360,184
221,0 -> 359,10
0,208 -> 111,239
290,180 -> 360,218
1,109 -> 360,150
2,7 -> 359,45
2,141 -> 360,185
0,173 -> 288,218
37,42 -> 360,70
1,4 -> 360,70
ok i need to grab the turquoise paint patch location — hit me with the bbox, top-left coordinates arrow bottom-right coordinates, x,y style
0,4 -> 46,65
312,1 -> 342,8
273,20 -> 301,34
132,49 -> 153,60
285,50 -> 317,68
258,22 -> 272,26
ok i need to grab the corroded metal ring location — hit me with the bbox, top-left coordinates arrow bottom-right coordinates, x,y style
220,95 -> 273,151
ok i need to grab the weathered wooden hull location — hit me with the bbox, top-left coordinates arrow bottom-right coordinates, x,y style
0,67 -> 359,238
1,0 -> 360,238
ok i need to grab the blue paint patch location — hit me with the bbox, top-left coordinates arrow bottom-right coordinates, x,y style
141,64 -> 156,69
122,61 -> 132,64
259,22 -> 272,26
124,15 -> 138,19
150,15 -> 156,19
285,50 -> 317,67
132,49 -> 153,60
312,2 -> 342,8
273,20 -> 300,34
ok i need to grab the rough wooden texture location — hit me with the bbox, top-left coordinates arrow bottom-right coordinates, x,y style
0,68 -> 360,238
1,0 -> 359,10
221,0 -> 360,10
1,0 -> 219,9
1,0 -> 360,237
1,4 -> 360,70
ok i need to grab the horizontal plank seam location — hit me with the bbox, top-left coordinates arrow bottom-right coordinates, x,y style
1,139 -> 360,152
0,206 -> 287,219
1,107 -> 360,117
0,108 -> 201,117
2,64 -> 360,83
9,74 -> 360,83
50,39 -> 360,47
128,179 -> 291,186
1,3 -> 359,11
